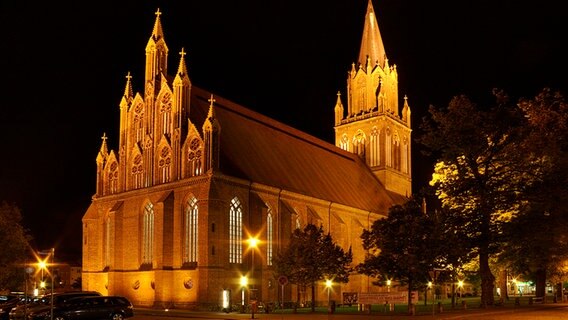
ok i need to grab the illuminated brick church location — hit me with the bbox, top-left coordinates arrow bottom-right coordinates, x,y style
82,0 -> 411,308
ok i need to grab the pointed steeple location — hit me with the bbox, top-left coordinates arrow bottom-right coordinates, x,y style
151,8 -> 165,41
176,48 -> 188,76
96,133 -> 109,165
358,0 -> 387,70
203,95 -> 220,172
205,94 -> 218,125
334,91 -> 344,125
402,95 -> 411,127
123,72 -> 133,100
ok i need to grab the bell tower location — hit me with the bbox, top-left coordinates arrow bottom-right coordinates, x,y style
334,0 -> 412,197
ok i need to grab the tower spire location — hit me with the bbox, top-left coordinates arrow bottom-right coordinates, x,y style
358,0 -> 387,70
151,8 -> 165,41
123,72 -> 133,100
177,48 -> 188,76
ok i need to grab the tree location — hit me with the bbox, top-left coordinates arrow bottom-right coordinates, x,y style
357,195 -> 443,310
273,223 -> 352,311
418,90 -> 536,307
498,89 -> 568,297
0,201 -> 33,291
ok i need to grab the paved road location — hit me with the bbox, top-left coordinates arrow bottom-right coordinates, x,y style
132,303 -> 568,320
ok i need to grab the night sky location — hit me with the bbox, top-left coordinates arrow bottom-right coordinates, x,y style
1,0 -> 567,263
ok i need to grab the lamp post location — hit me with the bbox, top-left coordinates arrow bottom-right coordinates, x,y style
325,279 -> 333,314
239,276 -> 248,313
38,248 -> 55,320
458,280 -> 464,300
386,279 -> 391,292
247,237 -> 259,300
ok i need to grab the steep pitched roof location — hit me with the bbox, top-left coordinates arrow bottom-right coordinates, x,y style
189,86 -> 398,213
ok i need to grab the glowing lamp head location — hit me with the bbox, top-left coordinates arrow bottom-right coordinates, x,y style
325,279 -> 332,288
240,276 -> 248,287
248,237 -> 259,249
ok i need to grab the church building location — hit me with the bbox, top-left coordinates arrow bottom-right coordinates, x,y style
82,0 -> 412,309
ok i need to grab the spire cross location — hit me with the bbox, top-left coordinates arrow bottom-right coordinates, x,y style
179,48 -> 187,58
101,133 -> 108,142
155,8 -> 162,17
208,94 -> 216,107
125,72 -> 132,81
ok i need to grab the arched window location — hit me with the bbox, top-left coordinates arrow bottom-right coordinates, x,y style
393,132 -> 401,171
184,197 -> 198,264
160,93 -> 172,135
340,134 -> 349,151
267,208 -> 273,266
353,130 -> 366,160
229,197 -> 243,264
370,127 -> 380,166
142,202 -> 154,265
188,137 -> 203,176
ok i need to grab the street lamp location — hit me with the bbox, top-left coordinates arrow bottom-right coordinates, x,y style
38,248 -> 55,320
386,279 -> 391,292
325,279 -> 333,314
239,275 -> 248,312
458,280 -> 464,299
247,236 -> 259,300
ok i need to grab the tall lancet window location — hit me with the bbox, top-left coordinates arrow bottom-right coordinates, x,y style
184,197 -> 198,264
132,154 -> 144,189
104,214 -> 112,268
266,208 -> 273,266
188,138 -> 203,176
357,77 -> 366,114
370,127 -> 380,166
393,132 -> 401,171
229,197 -> 243,264
108,162 -> 118,194
160,93 -> 172,135
159,147 -> 171,183
340,134 -> 349,151
142,202 -> 154,265
385,127 -> 392,167
134,103 -> 144,142
402,136 -> 409,173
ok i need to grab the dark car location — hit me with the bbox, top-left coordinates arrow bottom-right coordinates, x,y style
28,296 -> 134,320
0,295 -> 21,320
9,292 -> 101,320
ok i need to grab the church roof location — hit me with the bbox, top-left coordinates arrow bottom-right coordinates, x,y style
189,86 -> 398,213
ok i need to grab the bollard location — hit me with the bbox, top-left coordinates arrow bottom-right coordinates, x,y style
437,302 -> 443,313
462,300 -> 467,310
515,297 -> 520,306
529,297 -> 533,305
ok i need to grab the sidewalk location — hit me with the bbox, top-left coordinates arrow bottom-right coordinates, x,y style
134,300 -> 568,319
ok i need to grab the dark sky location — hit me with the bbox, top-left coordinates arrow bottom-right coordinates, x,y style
1,0 -> 567,263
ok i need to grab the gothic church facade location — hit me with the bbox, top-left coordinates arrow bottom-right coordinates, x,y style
82,0 -> 411,308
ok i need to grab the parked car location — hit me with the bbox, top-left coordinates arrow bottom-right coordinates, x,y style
27,296 -> 134,320
9,292 -> 100,320
0,295 -> 21,320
